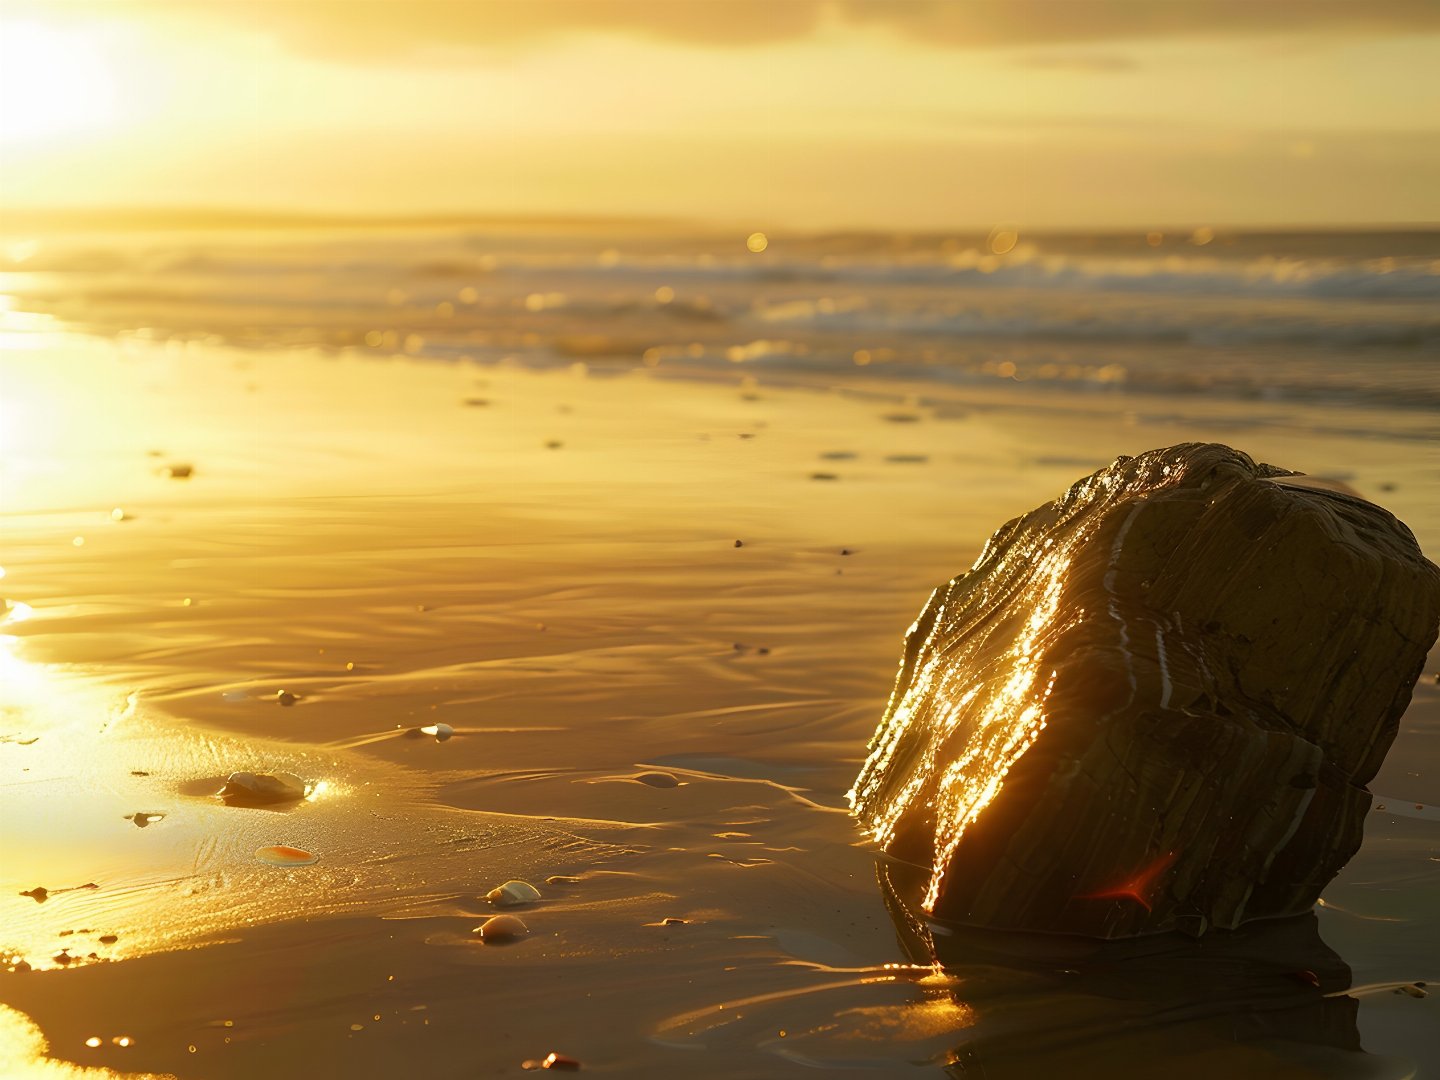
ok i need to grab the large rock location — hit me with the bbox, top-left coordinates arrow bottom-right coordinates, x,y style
849,444 -> 1440,937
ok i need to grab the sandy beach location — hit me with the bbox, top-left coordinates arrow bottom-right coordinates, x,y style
1,262 -> 1437,1078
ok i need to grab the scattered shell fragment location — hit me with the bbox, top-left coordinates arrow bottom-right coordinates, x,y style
486,880 -> 542,907
255,845 -> 319,866
545,875 -> 581,886
475,914 -> 529,943
633,771 -> 679,788
419,722 -> 454,742
661,917 -> 687,926
542,1052 -> 581,1071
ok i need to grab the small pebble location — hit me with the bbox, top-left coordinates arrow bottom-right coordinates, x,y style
255,845 -> 319,867
545,440 -> 563,450
276,690 -> 298,707
163,464 -> 194,479
486,880 -> 541,907
419,722 -> 454,742
476,914 -> 529,944
733,539 -> 743,548
840,548 -> 851,556
98,934 -> 118,944
219,771 -> 308,805
809,472 -> 839,481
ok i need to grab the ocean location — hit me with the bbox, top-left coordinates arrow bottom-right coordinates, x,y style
4,224 -> 1438,432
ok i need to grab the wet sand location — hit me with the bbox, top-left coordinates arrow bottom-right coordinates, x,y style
1,331 -> 1437,1077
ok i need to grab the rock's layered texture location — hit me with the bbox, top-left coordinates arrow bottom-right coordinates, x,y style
850,444 -> 1440,937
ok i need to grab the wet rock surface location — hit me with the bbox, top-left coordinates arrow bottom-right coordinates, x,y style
850,443 -> 1440,937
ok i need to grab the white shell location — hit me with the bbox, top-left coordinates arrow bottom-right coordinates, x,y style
218,770 -> 309,803
419,722 -> 454,741
485,879 -> 542,907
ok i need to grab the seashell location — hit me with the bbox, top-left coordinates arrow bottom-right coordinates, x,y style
542,1052 -> 581,1071
217,771 -> 309,805
632,771 -> 679,788
475,914 -> 528,943
255,845 -> 318,866
419,722 -> 454,741
485,880 -> 541,907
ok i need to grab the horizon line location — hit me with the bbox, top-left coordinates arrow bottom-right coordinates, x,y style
3,204 -> 1437,237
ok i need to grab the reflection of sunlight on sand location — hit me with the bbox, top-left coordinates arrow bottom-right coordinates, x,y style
653,962 -> 977,1067
0,1004 -> 169,1079
0,627 -> 646,973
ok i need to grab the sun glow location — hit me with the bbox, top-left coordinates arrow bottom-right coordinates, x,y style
0,20 -> 120,146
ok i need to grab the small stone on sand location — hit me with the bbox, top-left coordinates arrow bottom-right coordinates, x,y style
163,463 -> 194,479
733,539 -> 743,548
486,880 -> 542,907
99,934 -> 118,944
276,690 -> 299,707
419,722 -> 454,742
218,770 -> 308,805
633,771 -> 679,788
543,1052 -> 581,1071
475,914 -> 529,943
255,845 -> 319,866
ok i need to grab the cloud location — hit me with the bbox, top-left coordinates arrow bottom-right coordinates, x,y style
33,0 -> 1440,63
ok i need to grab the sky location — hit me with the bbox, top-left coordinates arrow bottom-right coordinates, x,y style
1,0 -> 1437,230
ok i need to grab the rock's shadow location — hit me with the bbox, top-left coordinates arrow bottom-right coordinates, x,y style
875,860 -> 1390,1079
